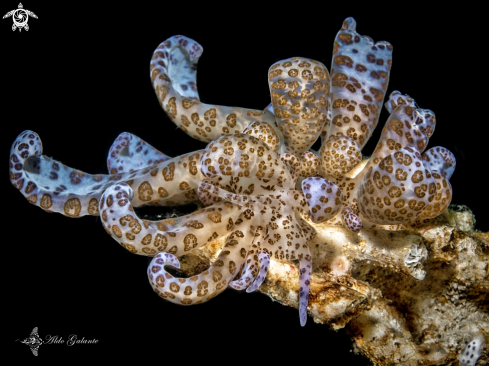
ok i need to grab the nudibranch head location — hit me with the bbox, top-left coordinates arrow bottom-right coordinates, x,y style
9,17 -> 456,327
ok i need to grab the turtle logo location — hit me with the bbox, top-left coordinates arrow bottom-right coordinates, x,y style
16,327 -> 44,356
3,3 -> 37,32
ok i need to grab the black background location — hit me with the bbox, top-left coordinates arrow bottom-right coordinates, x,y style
3,3 -> 485,363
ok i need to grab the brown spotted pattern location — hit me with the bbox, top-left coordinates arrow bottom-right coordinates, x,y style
412,172 -> 452,225
341,207 -> 362,232
9,130 -> 210,217
320,134 -> 362,178
198,182 -> 311,263
100,183 -> 242,257
201,134 -> 293,187
325,17 -> 392,149
148,223 -> 250,306
357,147 -> 436,225
268,57 -> 330,154
9,130 -> 103,217
10,18 -> 459,329
299,151 -> 320,178
367,92 -> 434,170
385,91 -> 436,140
279,153 -> 301,182
301,177 -> 343,223
151,36 -> 274,143
242,121 -> 280,153
10,20 -> 457,238
107,132 -> 170,174
421,147 -> 456,180
197,181 -> 313,325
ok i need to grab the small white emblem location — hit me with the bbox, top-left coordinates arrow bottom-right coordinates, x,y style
17,327 -> 43,356
3,3 -> 37,31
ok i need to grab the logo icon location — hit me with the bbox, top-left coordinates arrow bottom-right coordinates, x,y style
17,327 -> 43,356
3,3 -> 37,31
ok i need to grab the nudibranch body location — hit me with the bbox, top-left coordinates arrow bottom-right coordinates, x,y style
9,17 -> 456,326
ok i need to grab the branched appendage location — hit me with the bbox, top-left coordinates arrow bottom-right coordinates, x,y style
148,221 -> 251,305
9,130 -> 207,217
10,17 -> 472,338
197,181 -> 313,325
99,182 -> 242,256
150,36 -> 274,143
